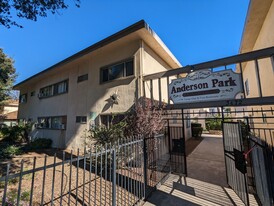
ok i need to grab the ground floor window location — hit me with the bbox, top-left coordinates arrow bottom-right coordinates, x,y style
76,116 -> 87,124
38,116 -> 67,130
100,114 -> 125,128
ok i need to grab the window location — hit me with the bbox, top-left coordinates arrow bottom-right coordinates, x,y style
76,116 -> 87,123
100,114 -> 125,128
39,80 -> 68,98
38,116 -> 67,130
30,91 -> 35,97
245,79 -> 250,96
77,74 -> 88,83
19,93 -> 27,103
100,59 -> 134,83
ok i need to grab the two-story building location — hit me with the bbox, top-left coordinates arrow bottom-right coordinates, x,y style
14,20 -> 189,148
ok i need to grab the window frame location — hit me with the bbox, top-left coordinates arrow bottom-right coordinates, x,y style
77,74 -> 88,83
76,116 -> 87,124
37,116 -> 67,130
100,58 -> 134,83
39,79 -> 69,99
19,93 -> 27,104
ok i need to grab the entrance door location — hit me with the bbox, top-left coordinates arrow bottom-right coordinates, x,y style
223,122 -> 249,206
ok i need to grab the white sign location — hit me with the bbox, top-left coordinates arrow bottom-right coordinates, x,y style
169,69 -> 243,104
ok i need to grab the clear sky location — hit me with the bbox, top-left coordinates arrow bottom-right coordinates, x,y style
0,0 -> 249,84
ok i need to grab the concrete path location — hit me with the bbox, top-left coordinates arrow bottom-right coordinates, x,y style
187,134 -> 227,187
144,174 -> 258,206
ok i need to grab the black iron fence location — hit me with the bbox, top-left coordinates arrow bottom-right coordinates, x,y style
248,128 -> 274,206
0,134 -> 170,206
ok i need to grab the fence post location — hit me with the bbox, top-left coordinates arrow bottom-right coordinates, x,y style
112,148 -> 117,206
143,138 -> 148,198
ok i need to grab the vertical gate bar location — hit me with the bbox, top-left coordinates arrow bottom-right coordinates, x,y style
239,62 -> 246,99
158,78 -> 162,107
130,137 -> 134,203
238,122 -> 250,206
100,148 -> 103,205
50,153 -> 57,206
88,148 -> 92,206
181,109 -> 187,175
150,79 -> 153,106
126,139 -> 129,205
60,151 -> 65,206
167,76 -> 170,104
68,150 -> 73,205
104,144 -> 107,205
109,143 -> 112,205
82,147 -> 86,206
41,155 -> 47,205
167,120 -> 171,173
112,148 -> 117,206
75,149 -> 80,204
2,163 -> 10,206
117,140 -> 120,205
16,160 -> 24,206
143,138 -> 147,198
254,59 -> 263,97
29,157 -> 36,206
94,146 -> 98,206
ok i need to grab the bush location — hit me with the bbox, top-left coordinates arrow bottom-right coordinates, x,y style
0,123 -> 31,143
0,144 -> 22,158
27,138 -> 52,150
205,118 -> 222,131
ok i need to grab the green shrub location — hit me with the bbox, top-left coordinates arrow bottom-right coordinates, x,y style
0,144 -> 22,158
205,118 -> 222,130
0,124 -> 31,143
28,138 -> 52,149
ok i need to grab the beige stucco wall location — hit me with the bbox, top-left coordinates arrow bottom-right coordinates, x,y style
17,36 -> 188,148
18,40 -> 141,148
241,0 -> 274,144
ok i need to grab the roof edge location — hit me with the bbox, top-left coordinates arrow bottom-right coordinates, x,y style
14,20 -> 147,89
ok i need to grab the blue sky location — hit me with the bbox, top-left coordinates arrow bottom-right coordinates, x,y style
0,0 -> 249,84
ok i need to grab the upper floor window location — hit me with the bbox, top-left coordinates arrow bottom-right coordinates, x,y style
30,91 -> 35,97
77,74 -> 88,83
100,59 -> 134,83
19,93 -> 27,103
39,80 -> 68,98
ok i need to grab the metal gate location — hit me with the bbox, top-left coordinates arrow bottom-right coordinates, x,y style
223,122 -> 249,206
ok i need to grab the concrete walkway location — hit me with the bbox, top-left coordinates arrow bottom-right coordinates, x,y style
187,134 -> 227,187
144,134 -> 259,206
144,174 -> 258,206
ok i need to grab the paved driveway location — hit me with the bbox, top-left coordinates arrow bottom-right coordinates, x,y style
187,134 -> 227,187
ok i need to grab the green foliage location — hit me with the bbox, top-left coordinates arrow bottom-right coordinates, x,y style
27,138 -> 52,149
0,0 -> 80,28
0,144 -> 22,158
205,118 -> 222,131
1,189 -> 30,205
0,124 -> 31,143
0,48 -> 16,103
87,121 -> 127,145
